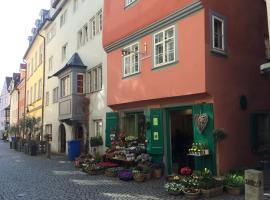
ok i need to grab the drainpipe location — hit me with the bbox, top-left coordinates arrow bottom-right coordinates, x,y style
38,33 -> 46,142
22,59 -> 27,140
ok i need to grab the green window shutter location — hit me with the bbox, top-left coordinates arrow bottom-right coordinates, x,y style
146,109 -> 164,159
250,113 -> 258,153
105,112 -> 119,147
192,103 -> 216,174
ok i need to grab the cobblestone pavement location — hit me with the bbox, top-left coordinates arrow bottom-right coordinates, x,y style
0,141 -> 246,200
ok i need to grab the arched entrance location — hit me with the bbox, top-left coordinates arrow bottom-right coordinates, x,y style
60,124 -> 66,153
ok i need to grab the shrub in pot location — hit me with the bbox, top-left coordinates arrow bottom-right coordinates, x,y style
164,182 -> 184,196
224,173 -> 244,195
132,169 -> 145,182
182,176 -> 201,200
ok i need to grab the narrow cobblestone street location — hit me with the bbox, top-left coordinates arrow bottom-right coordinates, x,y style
0,141 -> 245,200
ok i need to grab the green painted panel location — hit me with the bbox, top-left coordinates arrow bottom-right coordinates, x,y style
146,109 -> 164,161
192,103 -> 216,174
105,112 -> 119,147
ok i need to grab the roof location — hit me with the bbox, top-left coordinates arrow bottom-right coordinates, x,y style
50,53 -> 87,77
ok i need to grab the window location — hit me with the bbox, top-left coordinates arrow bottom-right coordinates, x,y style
39,44 -> 43,65
251,113 -> 270,153
38,79 -> 42,99
60,10 -> 67,28
94,120 -> 102,136
31,58 -> 34,75
45,91 -> 49,106
49,56 -> 53,72
89,65 -> 102,92
90,17 -> 96,38
123,112 -> 145,140
125,0 -> 136,7
27,90 -> 29,105
83,24 -> 88,44
77,29 -> 83,48
46,24 -> 56,43
77,74 -> 84,93
123,43 -> 139,77
30,87 -> 33,104
97,10 -> 102,33
45,124 -> 52,134
27,62 -> 31,78
62,43 -> 68,61
34,51 -> 38,70
154,26 -> 175,68
211,13 -> 225,53
73,0 -> 78,12
61,75 -> 71,97
34,83 -> 37,101
53,87 -> 59,103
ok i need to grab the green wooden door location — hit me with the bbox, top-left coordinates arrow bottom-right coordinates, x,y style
192,103 -> 216,174
146,109 -> 164,162
105,112 -> 119,147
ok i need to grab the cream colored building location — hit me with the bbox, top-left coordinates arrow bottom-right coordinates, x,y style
44,0 -> 111,154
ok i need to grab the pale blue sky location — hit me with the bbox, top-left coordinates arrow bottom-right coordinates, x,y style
0,0 -> 50,90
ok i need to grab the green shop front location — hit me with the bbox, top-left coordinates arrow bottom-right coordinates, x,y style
105,103 -> 216,175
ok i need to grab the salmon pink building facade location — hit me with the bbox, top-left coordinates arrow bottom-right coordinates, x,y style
103,0 -> 270,174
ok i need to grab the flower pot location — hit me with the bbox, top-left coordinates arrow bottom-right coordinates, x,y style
201,186 -> 223,198
183,189 -> 200,200
153,169 -> 162,178
133,173 -> 145,182
144,173 -> 152,180
105,170 -> 117,177
167,190 -> 182,196
225,185 -> 244,195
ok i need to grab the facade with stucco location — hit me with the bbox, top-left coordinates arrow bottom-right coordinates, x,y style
43,0 -> 111,154
103,0 -> 270,174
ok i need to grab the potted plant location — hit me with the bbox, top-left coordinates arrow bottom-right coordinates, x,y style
224,173 -> 244,195
105,167 -> 124,177
199,168 -> 224,198
118,169 -> 133,181
132,169 -> 145,182
90,136 -> 103,147
164,182 -> 184,196
152,162 -> 164,178
142,167 -> 152,180
180,166 -> 193,176
83,164 -> 104,175
182,176 -> 201,200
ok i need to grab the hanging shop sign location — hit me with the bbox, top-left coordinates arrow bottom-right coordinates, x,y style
194,113 -> 209,134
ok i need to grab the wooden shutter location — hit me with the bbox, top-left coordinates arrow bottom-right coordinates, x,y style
105,112 -> 119,147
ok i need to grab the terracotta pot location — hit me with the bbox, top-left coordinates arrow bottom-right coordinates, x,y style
167,190 -> 182,196
144,173 -> 152,180
153,169 -> 162,178
225,185 -> 244,195
133,173 -> 145,182
183,189 -> 200,200
201,186 -> 223,198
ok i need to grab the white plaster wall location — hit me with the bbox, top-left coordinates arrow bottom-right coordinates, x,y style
44,0 -> 111,154
0,81 -> 11,133
9,90 -> 18,126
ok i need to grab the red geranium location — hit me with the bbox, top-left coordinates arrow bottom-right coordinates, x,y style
179,166 -> 192,175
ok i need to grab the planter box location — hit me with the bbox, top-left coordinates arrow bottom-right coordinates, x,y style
225,185 -> 244,195
201,186 -> 223,198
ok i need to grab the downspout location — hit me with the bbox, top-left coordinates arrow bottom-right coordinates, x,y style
22,59 -> 27,140
38,33 -> 46,141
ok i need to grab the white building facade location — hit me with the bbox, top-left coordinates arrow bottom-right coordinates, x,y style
44,0 -> 111,154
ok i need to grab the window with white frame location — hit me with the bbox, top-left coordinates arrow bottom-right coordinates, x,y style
73,0 -> 78,12
122,43 -> 139,77
154,26 -> 175,68
39,44 -> 43,65
77,29 -> 83,48
61,75 -> 71,97
83,24 -> 88,43
27,90 -> 29,105
90,17 -> 96,39
38,79 -> 42,99
97,10 -> 102,33
49,56 -> 53,72
34,51 -> 37,70
62,43 -> 68,61
77,74 -> 84,94
94,120 -> 102,136
31,58 -> 34,75
30,87 -> 33,104
34,83 -> 37,101
46,24 -> 56,43
89,65 -> 102,92
60,10 -> 67,28
45,91 -> 49,106
53,87 -> 59,103
125,0 -> 136,7
211,14 -> 225,52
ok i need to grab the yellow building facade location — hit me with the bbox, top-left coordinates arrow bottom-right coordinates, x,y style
24,32 -> 45,120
